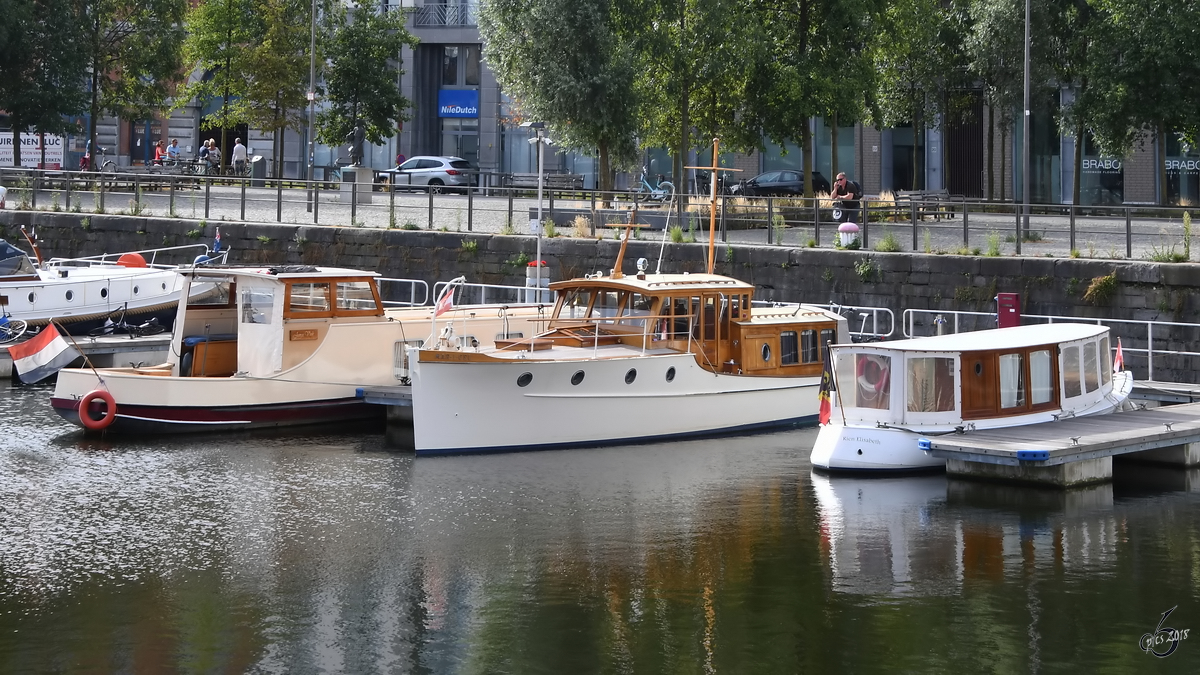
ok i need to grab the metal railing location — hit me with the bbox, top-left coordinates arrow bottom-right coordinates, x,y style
44,242 -> 220,269
376,277 -> 429,307
432,280 -> 548,306
901,308 -> 1200,382
413,2 -> 477,26
1,166 -> 1195,261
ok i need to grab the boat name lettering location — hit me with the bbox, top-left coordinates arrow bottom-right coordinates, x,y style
431,352 -> 473,362
842,435 -> 881,444
289,329 -> 318,341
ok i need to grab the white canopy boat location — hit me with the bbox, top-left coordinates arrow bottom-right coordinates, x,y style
51,266 -> 547,434
810,323 -> 1135,472
0,233 -> 223,335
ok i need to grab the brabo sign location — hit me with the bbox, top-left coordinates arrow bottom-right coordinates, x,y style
438,89 -> 479,118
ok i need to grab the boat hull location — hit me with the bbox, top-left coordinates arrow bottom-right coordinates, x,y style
51,394 -> 380,434
410,352 -> 820,455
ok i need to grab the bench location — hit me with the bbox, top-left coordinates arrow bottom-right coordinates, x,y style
894,189 -> 956,220
504,173 -> 584,191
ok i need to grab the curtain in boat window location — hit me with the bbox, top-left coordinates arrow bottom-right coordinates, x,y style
1063,346 -> 1082,397
1030,349 -> 1053,404
854,354 -> 891,410
1083,341 -> 1099,393
999,353 -> 1026,408
907,357 -> 955,412
1099,337 -> 1112,385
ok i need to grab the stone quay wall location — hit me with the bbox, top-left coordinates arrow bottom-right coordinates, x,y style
3,211 -> 1197,381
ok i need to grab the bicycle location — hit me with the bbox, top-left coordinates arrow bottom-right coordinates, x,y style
82,146 -> 117,173
828,302 -> 884,343
0,314 -> 28,344
88,306 -> 167,339
634,168 -> 675,203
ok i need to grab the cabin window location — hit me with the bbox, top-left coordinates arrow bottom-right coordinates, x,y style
1100,337 -> 1112,385
797,330 -> 817,364
561,290 -> 590,319
392,339 -> 425,378
1030,349 -> 1053,404
336,281 -> 377,312
999,353 -> 1026,409
616,293 -> 653,328
241,288 -> 275,324
820,329 -> 834,357
907,357 -> 955,412
189,281 -> 235,307
1063,346 -> 1082,398
1083,341 -> 1099,393
853,354 -> 891,410
496,331 -> 524,340
288,283 -> 331,313
592,291 -> 623,321
782,331 -> 800,365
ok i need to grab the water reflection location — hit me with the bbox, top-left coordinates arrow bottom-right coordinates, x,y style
2,380 -> 1200,672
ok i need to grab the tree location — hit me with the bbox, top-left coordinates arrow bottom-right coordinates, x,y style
1079,0 -> 1200,205
181,0 -> 264,172
965,0 -> 1024,201
80,0 -> 187,165
480,0 -> 639,194
244,0 -> 321,177
0,0 -> 89,167
315,2 -> 417,151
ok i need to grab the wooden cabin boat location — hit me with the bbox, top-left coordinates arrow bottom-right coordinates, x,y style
407,271 -> 849,454
51,266 -> 547,434
810,323 -> 1134,471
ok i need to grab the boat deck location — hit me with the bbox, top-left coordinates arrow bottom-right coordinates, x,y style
921,401 -> 1200,466
484,343 -> 680,361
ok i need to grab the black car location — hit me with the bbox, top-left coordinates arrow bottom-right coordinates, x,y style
729,170 -> 831,197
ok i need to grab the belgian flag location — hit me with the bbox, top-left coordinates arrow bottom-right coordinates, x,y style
818,346 -> 836,425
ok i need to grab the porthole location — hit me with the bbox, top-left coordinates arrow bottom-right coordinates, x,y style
974,361 -> 983,376
571,370 -> 585,386
161,282 -> 166,291
65,290 -> 74,302
133,285 -> 140,295
666,366 -> 676,382
761,344 -> 771,362
100,288 -> 108,298
27,292 -> 35,303
517,372 -> 533,388
625,368 -> 637,384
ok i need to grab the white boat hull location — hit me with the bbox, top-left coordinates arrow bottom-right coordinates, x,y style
410,351 -> 821,454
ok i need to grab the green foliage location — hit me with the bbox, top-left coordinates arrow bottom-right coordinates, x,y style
187,228 -> 203,239
480,0 -> 639,191
257,235 -> 272,244
499,223 -> 516,235
854,257 -> 879,283
669,225 -> 685,244
402,222 -> 420,231
50,193 -> 61,212
1083,273 -> 1118,306
725,246 -> 734,264
80,217 -> 91,231
874,230 -> 902,253
461,239 -> 478,255
1147,243 -> 1188,263
1070,249 -> 1081,258
807,238 -> 817,248
315,2 -> 417,148
985,231 -> 1001,257
1184,212 -> 1193,260
821,268 -> 834,282
543,220 -> 558,238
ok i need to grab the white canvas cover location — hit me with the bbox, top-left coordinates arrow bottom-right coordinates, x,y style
237,276 -> 284,376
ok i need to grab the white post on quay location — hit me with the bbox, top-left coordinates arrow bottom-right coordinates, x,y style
523,122 -> 550,302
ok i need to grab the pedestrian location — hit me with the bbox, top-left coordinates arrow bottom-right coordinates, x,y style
232,137 -> 247,175
207,139 -> 221,173
198,139 -> 210,162
153,140 -> 166,166
167,139 -> 180,164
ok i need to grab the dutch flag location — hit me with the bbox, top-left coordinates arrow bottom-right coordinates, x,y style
5,323 -> 82,383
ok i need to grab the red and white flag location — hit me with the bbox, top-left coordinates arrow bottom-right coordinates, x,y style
6,323 -> 82,383
1114,337 -> 1124,373
434,289 -> 454,317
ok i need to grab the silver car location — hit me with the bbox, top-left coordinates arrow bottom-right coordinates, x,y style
375,156 -> 474,193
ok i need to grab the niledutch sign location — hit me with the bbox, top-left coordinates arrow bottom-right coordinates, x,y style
438,89 -> 479,118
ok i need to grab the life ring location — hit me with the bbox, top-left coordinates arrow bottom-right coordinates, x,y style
79,389 -> 117,431
855,354 -> 891,400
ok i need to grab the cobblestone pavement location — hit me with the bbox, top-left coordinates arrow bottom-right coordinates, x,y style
6,182 -> 1196,262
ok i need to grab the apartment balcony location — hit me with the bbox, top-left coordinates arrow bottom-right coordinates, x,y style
413,1 -> 478,27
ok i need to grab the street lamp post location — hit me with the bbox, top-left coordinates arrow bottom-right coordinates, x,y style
1020,0 -> 1031,254
306,0 -> 317,212
522,122 -> 551,301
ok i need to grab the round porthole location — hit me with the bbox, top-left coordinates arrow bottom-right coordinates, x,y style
517,372 -> 533,387
100,288 -> 108,298
974,361 -> 983,376
161,282 -> 167,290
625,368 -> 637,384
666,366 -> 676,382
27,292 -> 35,303
761,344 -> 771,362
571,370 -> 585,386
133,285 -> 140,295
65,290 -> 74,301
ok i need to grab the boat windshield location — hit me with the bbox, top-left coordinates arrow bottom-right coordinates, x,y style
0,240 -> 35,277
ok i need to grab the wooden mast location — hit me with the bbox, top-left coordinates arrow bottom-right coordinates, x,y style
685,138 -> 741,274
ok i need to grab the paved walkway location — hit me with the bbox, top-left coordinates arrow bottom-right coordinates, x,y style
6,182 -> 1196,261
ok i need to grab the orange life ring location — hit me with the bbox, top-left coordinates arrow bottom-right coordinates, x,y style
79,389 -> 117,430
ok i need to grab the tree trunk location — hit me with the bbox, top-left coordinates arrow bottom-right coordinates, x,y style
1000,125 -> 1007,202
986,103 -> 994,200
914,112 -> 924,191
830,112 -> 838,179
1157,122 -> 1168,205
802,123 -> 813,197
598,141 -> 612,209
12,130 -> 21,168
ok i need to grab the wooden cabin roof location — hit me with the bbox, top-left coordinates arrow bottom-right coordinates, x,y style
183,265 -> 379,281
548,273 -> 754,295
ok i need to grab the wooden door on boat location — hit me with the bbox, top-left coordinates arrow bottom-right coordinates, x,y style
961,351 -> 999,418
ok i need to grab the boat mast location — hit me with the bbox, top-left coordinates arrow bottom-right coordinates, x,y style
686,138 -> 741,274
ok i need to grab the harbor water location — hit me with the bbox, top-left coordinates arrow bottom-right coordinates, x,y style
1,380 -> 1198,673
